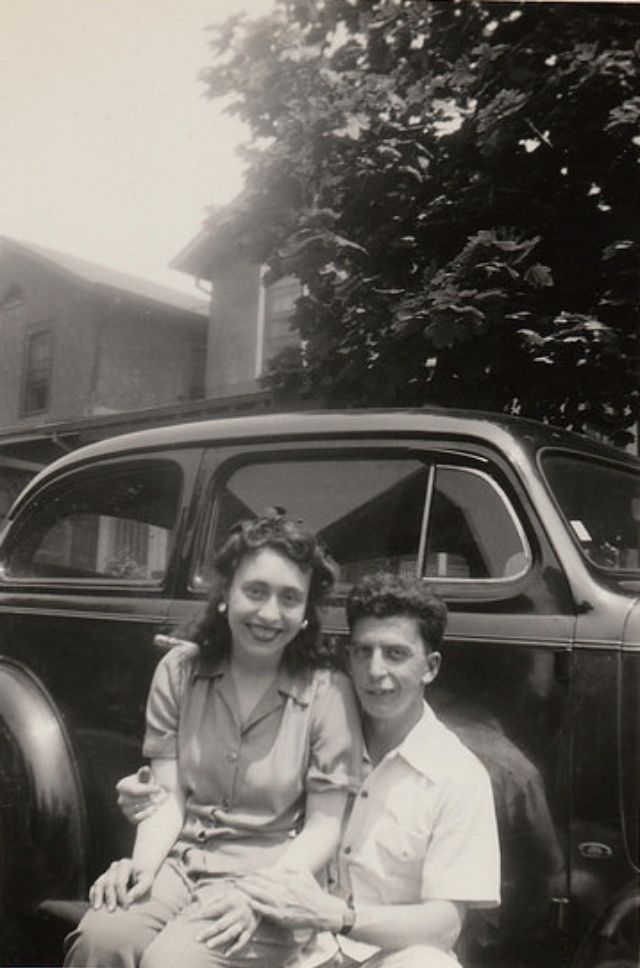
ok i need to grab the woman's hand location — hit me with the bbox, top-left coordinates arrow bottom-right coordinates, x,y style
89,858 -> 154,911
116,766 -> 167,824
191,886 -> 259,955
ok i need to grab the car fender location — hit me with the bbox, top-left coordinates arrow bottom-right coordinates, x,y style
0,657 -> 87,911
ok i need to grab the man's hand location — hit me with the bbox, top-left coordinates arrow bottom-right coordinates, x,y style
191,887 -> 258,955
89,858 -> 154,911
117,766 -> 167,823
239,869 -> 346,932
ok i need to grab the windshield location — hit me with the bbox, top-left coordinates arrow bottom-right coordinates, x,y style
542,452 -> 640,573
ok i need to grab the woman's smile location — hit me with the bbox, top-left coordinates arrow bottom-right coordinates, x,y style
226,547 -> 311,664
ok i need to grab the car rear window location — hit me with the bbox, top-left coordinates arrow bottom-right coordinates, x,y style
2,460 -> 182,584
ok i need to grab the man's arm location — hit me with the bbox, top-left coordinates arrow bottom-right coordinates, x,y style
90,758 -> 183,910
240,869 -> 465,951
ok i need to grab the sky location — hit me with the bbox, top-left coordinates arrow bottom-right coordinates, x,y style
0,0 -> 275,295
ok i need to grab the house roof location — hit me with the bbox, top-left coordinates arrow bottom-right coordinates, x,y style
171,228 -> 217,280
0,236 -> 209,316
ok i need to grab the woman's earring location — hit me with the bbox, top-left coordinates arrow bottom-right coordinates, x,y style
300,619 -> 309,630
217,601 -> 227,614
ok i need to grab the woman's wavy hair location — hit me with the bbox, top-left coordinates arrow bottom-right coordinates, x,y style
184,509 -> 339,673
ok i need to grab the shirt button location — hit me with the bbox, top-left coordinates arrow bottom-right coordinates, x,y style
221,798 -> 231,811
226,751 -> 237,762
360,790 -> 369,799
344,846 -> 351,855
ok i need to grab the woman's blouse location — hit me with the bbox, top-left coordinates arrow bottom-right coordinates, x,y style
143,642 -> 362,876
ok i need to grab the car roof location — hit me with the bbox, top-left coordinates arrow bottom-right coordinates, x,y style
12,407 -> 640,511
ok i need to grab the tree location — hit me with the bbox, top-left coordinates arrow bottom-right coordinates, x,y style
201,0 -> 640,444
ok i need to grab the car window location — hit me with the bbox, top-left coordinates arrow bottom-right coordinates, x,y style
424,466 -> 529,580
3,462 -> 182,584
196,455 -> 431,588
542,452 -> 640,572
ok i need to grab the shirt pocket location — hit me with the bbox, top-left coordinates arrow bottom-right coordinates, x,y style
373,818 -> 426,884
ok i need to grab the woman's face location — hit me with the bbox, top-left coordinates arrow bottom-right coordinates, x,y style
226,546 -> 312,666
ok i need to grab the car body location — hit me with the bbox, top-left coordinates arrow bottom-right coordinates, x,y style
0,408 -> 637,967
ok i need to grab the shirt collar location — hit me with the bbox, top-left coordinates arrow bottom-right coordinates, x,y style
193,651 -> 314,706
386,702 -> 453,782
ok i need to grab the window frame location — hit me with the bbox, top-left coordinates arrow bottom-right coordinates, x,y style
0,458 -> 185,592
422,463 -> 532,584
539,446 -> 640,578
21,326 -> 54,416
189,444 -> 533,600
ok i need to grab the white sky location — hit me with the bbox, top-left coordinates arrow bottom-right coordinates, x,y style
0,0 -> 274,295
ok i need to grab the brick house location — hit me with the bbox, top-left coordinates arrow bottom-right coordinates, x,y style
0,236 -> 209,518
0,237 -> 208,430
171,229 -> 301,397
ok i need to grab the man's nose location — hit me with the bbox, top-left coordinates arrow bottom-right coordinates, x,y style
367,647 -> 388,678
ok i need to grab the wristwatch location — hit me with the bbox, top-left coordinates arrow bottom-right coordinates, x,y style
339,902 -> 356,936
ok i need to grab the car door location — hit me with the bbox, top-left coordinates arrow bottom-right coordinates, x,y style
0,447 -> 203,873
166,435 -> 576,968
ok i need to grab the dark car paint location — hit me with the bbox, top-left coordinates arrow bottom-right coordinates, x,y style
0,408 -> 637,968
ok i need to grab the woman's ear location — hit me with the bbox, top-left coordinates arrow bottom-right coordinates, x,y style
421,651 -> 442,686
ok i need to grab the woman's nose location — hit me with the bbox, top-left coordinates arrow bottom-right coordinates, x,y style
257,594 -> 280,622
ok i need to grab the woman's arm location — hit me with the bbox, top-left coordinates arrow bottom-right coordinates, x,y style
90,757 -> 184,911
271,788 -> 348,873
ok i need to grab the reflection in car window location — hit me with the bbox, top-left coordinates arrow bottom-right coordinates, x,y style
543,453 -> 640,572
4,463 -> 181,582
198,457 -> 431,587
425,466 -> 529,580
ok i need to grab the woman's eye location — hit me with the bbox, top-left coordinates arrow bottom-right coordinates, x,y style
244,584 -> 265,599
281,591 -> 302,607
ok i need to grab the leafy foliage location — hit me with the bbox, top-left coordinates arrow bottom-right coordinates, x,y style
201,0 -> 640,444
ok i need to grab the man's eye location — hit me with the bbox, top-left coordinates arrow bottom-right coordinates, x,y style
386,647 -> 408,662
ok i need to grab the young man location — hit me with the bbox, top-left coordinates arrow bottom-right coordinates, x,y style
119,572 -> 500,968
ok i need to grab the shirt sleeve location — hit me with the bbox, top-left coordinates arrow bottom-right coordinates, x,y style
421,758 -> 501,907
306,670 -> 363,794
142,644 -> 193,759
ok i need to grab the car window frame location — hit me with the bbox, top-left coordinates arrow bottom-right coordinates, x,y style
423,462 -> 532,584
0,456 -> 187,594
189,442 -> 534,601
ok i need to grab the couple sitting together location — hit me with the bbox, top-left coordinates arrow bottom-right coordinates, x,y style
65,512 -> 500,968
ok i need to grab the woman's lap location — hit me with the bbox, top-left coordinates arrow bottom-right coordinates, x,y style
64,862 -> 302,968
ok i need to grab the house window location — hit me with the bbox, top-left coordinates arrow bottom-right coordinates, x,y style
0,285 -> 24,326
263,276 -> 302,359
186,338 -> 206,400
22,329 -> 53,415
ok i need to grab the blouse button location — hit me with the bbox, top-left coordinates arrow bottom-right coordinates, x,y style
344,846 -> 352,855
360,790 -> 369,798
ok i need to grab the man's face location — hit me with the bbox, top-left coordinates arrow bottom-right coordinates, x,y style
348,614 -> 441,732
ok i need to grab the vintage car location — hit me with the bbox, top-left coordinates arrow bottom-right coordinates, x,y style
0,408 -> 637,967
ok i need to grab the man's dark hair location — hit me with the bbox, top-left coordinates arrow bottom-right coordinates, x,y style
346,571 -> 447,655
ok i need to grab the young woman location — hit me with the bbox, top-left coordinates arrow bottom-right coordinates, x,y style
65,511 -> 361,968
